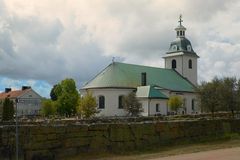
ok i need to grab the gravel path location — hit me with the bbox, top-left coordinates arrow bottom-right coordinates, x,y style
150,147 -> 240,160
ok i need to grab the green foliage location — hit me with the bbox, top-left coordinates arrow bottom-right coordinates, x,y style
50,85 -> 58,101
78,92 -> 98,119
197,78 -> 221,117
197,77 -> 240,118
40,99 -> 57,117
219,77 -> 238,117
168,96 -> 183,113
2,98 -> 14,121
55,78 -> 79,117
237,79 -> 240,111
123,92 -> 143,117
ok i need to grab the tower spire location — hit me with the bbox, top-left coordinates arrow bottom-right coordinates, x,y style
175,14 -> 186,38
178,14 -> 183,26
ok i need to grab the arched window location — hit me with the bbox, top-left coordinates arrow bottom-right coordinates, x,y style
188,59 -> 192,69
99,96 -> 105,109
118,95 -> 124,109
180,31 -> 182,36
177,31 -> 179,36
172,59 -> 176,69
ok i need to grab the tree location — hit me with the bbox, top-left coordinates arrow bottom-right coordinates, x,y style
197,77 -> 223,118
56,78 -> 79,116
123,92 -> 143,117
40,99 -> 57,117
78,92 -> 98,119
50,84 -> 62,101
236,79 -> 240,113
2,98 -> 14,121
50,84 -> 57,101
219,77 -> 238,117
168,96 -> 183,113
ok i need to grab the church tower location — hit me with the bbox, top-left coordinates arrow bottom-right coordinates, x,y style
163,15 -> 199,85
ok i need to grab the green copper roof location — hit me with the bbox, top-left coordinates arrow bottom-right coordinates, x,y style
167,37 -> 197,55
136,85 -> 168,99
82,62 -> 196,92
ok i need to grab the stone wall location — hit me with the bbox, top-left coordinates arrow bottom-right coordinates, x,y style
0,119 -> 240,160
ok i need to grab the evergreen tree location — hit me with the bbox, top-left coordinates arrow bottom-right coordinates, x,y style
2,98 -> 14,121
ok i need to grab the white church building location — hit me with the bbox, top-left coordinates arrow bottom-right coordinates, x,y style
80,17 -> 200,117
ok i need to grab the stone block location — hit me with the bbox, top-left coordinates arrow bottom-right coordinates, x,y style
63,137 -> 90,148
109,124 -> 134,142
47,134 -> 57,140
88,124 -> 109,131
89,136 -> 109,152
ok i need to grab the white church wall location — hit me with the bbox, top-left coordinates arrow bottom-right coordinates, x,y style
138,98 -> 168,116
164,55 -> 198,86
80,88 -> 133,117
149,99 -> 168,115
165,55 -> 183,75
158,90 -> 199,114
80,89 -> 199,116
169,92 -> 199,114
139,99 -> 149,116
182,56 -> 198,85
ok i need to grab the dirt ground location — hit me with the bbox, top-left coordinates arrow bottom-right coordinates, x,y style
69,137 -> 240,160
150,147 -> 240,160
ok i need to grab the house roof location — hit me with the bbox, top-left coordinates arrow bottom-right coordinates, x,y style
0,89 -> 31,100
82,62 -> 196,92
136,85 -> 168,99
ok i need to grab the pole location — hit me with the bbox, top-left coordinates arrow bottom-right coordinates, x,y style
15,99 -> 19,160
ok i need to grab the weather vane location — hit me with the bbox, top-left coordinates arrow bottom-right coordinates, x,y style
178,14 -> 183,25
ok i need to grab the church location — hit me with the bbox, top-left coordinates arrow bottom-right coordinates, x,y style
80,16 -> 200,117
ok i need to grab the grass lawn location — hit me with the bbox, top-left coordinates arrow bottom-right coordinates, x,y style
68,134 -> 240,160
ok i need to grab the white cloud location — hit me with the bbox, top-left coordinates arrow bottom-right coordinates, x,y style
0,0 -> 240,95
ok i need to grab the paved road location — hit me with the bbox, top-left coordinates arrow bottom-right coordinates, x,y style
150,147 -> 240,160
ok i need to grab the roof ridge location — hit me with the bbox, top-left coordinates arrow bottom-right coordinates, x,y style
115,62 -> 173,71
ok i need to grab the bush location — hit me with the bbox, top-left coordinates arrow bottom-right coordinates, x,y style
40,99 -> 57,117
78,92 -> 98,119
168,96 -> 183,113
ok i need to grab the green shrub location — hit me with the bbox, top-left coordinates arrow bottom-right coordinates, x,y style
2,98 -> 14,121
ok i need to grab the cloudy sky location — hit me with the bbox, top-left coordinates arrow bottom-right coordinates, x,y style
0,0 -> 240,97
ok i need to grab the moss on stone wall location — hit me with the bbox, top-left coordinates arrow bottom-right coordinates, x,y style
0,119 -> 240,160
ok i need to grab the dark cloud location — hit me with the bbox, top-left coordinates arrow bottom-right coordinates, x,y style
0,0 -> 240,92
0,6 -> 111,87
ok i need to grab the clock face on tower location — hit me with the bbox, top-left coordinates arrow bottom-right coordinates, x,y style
187,45 -> 192,51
